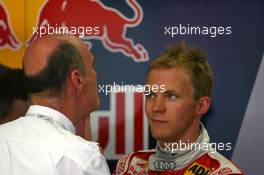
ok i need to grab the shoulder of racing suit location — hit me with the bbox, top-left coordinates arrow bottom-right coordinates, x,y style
208,151 -> 243,175
114,149 -> 155,175
114,149 -> 243,175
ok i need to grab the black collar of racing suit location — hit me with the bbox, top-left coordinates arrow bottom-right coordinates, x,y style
149,123 -> 211,171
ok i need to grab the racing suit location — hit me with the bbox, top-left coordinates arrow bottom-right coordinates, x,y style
114,125 -> 243,175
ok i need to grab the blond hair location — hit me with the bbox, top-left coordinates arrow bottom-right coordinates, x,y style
148,42 -> 213,100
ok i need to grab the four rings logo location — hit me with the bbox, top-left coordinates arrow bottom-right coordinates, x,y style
153,160 -> 176,170
28,0 -> 149,62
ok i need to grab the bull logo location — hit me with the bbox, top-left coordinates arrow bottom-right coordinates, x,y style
28,0 -> 149,62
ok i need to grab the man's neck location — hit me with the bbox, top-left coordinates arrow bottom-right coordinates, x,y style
30,96 -> 77,126
159,123 -> 200,150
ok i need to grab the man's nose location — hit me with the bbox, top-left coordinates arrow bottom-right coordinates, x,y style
153,96 -> 165,113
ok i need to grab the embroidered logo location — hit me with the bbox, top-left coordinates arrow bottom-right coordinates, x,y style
184,162 -> 213,175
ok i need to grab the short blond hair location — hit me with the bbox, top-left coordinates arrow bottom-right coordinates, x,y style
148,42 -> 213,100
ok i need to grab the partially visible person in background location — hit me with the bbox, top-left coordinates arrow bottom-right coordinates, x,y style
0,68 -> 29,124
0,34 -> 110,175
0,64 -> 8,73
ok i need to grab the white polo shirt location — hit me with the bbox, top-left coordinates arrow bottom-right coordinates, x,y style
0,105 -> 110,175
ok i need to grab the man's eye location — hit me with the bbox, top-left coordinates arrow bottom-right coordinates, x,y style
145,92 -> 156,99
165,93 -> 178,100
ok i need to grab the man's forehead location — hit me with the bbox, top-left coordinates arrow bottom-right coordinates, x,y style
147,67 -> 191,79
146,67 -> 193,88
77,43 -> 93,61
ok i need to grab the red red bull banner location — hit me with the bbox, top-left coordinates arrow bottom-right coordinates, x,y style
0,0 -> 149,68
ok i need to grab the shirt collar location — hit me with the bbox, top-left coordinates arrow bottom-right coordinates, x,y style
25,105 -> 75,134
149,123 -> 210,171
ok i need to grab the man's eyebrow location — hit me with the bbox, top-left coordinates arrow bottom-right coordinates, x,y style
163,89 -> 183,95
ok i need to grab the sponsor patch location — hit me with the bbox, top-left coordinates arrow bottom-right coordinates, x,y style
184,162 -> 213,175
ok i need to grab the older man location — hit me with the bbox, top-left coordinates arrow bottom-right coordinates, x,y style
0,34 -> 110,175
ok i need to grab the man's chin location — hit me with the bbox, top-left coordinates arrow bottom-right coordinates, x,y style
151,133 -> 177,143
151,132 -> 168,142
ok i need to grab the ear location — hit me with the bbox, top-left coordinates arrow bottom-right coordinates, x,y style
196,96 -> 211,116
69,69 -> 84,91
